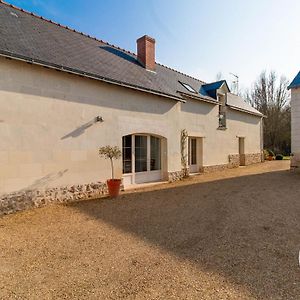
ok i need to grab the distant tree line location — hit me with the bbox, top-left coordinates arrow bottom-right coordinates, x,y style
245,71 -> 291,155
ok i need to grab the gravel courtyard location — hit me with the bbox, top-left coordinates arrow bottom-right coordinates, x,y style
0,161 -> 299,299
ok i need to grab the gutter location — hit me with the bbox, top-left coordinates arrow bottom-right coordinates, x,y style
0,50 -> 186,103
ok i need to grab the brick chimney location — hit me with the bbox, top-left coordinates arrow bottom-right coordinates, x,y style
136,35 -> 156,71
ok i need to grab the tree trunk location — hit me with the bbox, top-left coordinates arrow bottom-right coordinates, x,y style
110,158 -> 114,179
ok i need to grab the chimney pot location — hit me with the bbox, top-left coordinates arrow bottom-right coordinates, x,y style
136,35 -> 156,71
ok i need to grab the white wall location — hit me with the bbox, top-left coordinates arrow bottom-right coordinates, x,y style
0,57 -> 262,194
291,88 -> 300,154
0,57 -> 181,194
179,98 -> 262,166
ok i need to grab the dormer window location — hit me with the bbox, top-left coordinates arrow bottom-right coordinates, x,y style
179,81 -> 197,93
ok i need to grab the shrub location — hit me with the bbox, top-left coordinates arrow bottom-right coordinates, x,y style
264,149 -> 275,160
275,154 -> 284,160
263,149 -> 269,160
99,146 -> 121,179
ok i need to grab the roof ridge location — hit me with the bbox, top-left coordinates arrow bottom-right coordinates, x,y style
156,62 -> 205,84
0,0 -> 206,84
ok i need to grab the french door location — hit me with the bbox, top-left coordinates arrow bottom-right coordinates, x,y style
122,134 -> 162,184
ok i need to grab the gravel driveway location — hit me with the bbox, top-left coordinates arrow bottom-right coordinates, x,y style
0,161 -> 299,299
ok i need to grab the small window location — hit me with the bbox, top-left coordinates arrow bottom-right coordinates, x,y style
179,81 -> 197,93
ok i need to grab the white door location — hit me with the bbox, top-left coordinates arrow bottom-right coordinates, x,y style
188,137 -> 198,173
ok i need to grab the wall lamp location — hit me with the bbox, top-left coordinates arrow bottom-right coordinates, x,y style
95,116 -> 103,122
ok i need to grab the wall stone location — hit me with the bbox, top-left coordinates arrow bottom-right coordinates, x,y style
200,153 -> 262,173
240,153 -> 262,166
0,182 -> 108,216
199,164 -> 229,173
228,154 -> 240,168
168,169 -> 188,182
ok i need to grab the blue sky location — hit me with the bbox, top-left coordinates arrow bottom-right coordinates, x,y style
5,0 -> 300,91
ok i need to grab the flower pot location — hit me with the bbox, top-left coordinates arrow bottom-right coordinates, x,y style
107,179 -> 121,197
268,156 -> 273,161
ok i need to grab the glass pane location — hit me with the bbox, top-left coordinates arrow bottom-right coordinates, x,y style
150,136 -> 161,171
189,138 -> 197,165
123,135 -> 131,148
124,148 -> 131,160
122,135 -> 132,174
191,139 -> 197,165
135,135 -> 147,172
188,139 -> 191,165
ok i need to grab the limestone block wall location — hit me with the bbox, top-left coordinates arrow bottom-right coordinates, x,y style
0,57 -> 181,195
179,98 -> 263,168
291,88 -> 300,169
0,56 -> 263,216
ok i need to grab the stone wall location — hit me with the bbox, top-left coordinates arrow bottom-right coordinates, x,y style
168,170 -> 188,182
0,182 -> 107,216
199,164 -> 229,173
240,153 -> 262,166
200,153 -> 262,173
228,154 -> 240,168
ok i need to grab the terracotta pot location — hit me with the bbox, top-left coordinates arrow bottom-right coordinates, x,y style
268,156 -> 273,161
107,179 -> 121,197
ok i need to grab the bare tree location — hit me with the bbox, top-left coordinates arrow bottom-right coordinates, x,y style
215,72 -> 223,81
246,71 -> 290,154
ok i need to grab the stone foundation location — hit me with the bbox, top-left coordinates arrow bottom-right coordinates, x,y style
199,164 -> 229,173
228,154 -> 240,168
200,153 -> 262,173
240,153 -> 262,166
0,182 -> 107,216
168,169 -> 188,182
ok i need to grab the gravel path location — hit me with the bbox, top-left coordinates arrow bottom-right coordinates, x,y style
1,161 -> 299,299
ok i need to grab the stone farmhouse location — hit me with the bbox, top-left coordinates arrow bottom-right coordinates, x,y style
0,2 -> 263,206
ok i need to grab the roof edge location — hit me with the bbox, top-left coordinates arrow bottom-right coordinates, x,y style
288,84 -> 300,90
0,50 -> 185,103
288,71 -> 300,90
228,105 -> 265,117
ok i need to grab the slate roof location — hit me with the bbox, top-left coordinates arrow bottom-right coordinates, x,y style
226,93 -> 263,117
0,1 -> 261,117
0,1 -> 207,102
288,71 -> 300,90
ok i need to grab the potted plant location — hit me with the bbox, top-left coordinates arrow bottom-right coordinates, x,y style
99,145 -> 122,197
267,149 -> 275,161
